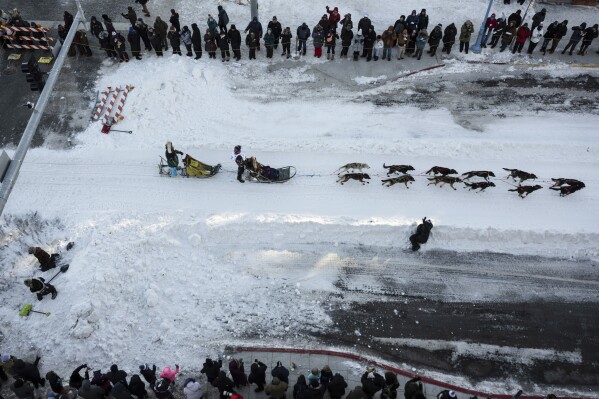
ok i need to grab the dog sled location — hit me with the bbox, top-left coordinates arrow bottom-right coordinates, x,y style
245,156 -> 296,183
159,154 -> 221,178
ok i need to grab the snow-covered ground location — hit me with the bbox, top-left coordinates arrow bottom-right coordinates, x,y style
1,0 -> 599,395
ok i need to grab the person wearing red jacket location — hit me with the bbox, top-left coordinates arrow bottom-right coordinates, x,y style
482,13 -> 497,46
512,22 -> 530,54
326,6 -> 341,30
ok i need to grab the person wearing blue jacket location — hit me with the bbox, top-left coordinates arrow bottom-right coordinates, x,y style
245,17 -> 263,50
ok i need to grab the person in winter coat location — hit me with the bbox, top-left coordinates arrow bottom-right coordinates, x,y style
265,377 -> 288,399
513,22 -> 530,53
228,359 -> 247,388
312,24 -> 325,57
527,23 -> 543,54
112,381 -> 133,399
297,23 -> 311,55
267,16 -> 282,49
579,24 -> 598,55
139,364 -> 157,386
148,29 -> 163,56
165,142 -> 183,176
200,359 -> 222,386
99,30 -> 116,58
11,378 -> 34,399
482,13 -> 497,46
264,28 -> 275,58
159,366 -> 179,384
427,24 -> 442,56
393,16 -> 406,36
270,362 -> 289,385
373,35 -> 384,60
507,10 -> 522,29
248,360 -> 267,392
12,357 -> 44,388
153,379 -> 174,399
293,375 -> 308,399
154,16 -> 169,50
409,217 -> 433,251
319,366 -> 333,386
214,371 -> 235,399
136,0 -> 151,17
218,33 -> 230,61
341,14 -> 353,31
340,26 -> 353,58
281,27 -> 292,58
549,20 -> 568,53
318,14 -> 331,36
91,370 -> 111,393
500,21 -> 517,52
489,18 -> 506,48
102,14 -> 116,34
325,30 -> 339,60
168,26 -> 182,55
459,20 -> 474,53
170,9 -> 180,32
562,22 -> 587,55
362,25 -> 376,60
404,377 -> 423,399
106,365 -> 128,387
24,277 -> 57,300
414,30 -> 428,59
326,6 -> 341,30
245,17 -> 263,50
443,22 -> 458,54
90,16 -> 104,39
207,15 -> 219,39
406,10 -> 419,34
307,368 -> 320,384
128,27 -> 142,59
122,7 -> 137,26
191,23 -> 203,59
397,28 -> 408,59
128,375 -> 147,399
180,26 -> 193,56
357,13 -> 371,34
135,19 -> 152,51
361,370 -> 385,399
79,380 -> 106,399
384,372 -> 400,399
69,364 -> 89,389
305,380 -> 327,399
217,5 -> 229,34
245,31 -> 258,59
183,379 -> 202,399
417,9 -> 429,32
437,390 -> 457,399
228,25 -> 242,60
28,247 -> 59,272
346,386 -> 368,399
46,370 -> 64,394
531,8 -> 546,32
328,374 -> 347,399
113,31 -> 129,62
381,26 -> 397,61
353,33 -> 363,60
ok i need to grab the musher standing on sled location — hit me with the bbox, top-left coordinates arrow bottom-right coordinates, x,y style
165,141 -> 183,177
231,145 -> 245,183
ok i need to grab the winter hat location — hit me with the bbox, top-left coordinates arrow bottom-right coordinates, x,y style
310,380 -> 319,388
102,14 -> 109,20
128,6 -> 133,10
367,372 -> 375,379
1,354 -> 10,362
110,364 -> 118,373
364,12 -> 369,17
273,16 -> 277,21
448,392 -> 457,399
437,23 -> 442,27
276,361 -> 282,367
218,6 -> 223,10
14,379 -> 24,388
231,24 -> 236,29
171,9 -> 176,14
594,24 -> 599,29
491,13 -> 496,17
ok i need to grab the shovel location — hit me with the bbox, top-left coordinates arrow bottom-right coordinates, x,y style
19,304 -> 51,317
47,264 -> 69,284
101,120 -> 132,134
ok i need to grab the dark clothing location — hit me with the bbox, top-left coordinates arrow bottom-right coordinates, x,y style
154,18 -> 169,49
508,12 -> 522,28
218,7 -> 229,34
293,377 -> 307,399
357,17 -> 371,34
362,29 -> 376,60
347,387 -> 368,399
442,23 -> 457,53
417,13 -> 429,31
26,277 -> 57,301
248,361 -> 267,391
320,369 -> 334,386
128,29 -> 142,58
69,365 -> 89,389
149,33 -> 163,56
201,359 -> 222,385
170,12 -> 181,32
11,380 -> 35,399
404,377 -> 423,399
90,18 -> 104,39
168,30 -> 182,55
105,366 -> 128,387
271,365 -> 289,384
30,247 -> 58,272
122,9 -> 137,26
79,380 -> 105,399
384,372 -> 400,399
228,28 -> 242,60
11,358 -> 44,389
228,359 -> 247,387
112,382 -> 132,399
246,18 -> 263,37
140,365 -> 157,386
46,371 -> 64,394
531,11 -> 546,31
192,24 -> 203,58
410,218 -> 433,251
214,371 -> 235,399
268,21 -> 282,47
328,374 -> 347,399
360,373 -> 385,398
129,375 -> 147,399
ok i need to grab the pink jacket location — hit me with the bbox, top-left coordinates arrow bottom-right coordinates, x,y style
159,366 -> 180,382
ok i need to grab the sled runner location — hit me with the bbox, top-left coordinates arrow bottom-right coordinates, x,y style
243,157 -> 296,183
159,154 -> 221,178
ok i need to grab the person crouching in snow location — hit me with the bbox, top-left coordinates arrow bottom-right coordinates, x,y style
165,141 -> 183,177
24,277 -> 57,300
28,246 -> 59,272
159,365 -> 179,384
409,217 -> 433,251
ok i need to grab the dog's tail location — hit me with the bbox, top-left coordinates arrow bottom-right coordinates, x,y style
383,163 -> 390,169
425,168 -> 434,174
463,182 -> 472,188
502,168 -> 515,172
508,188 -> 518,192
549,187 -> 560,191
